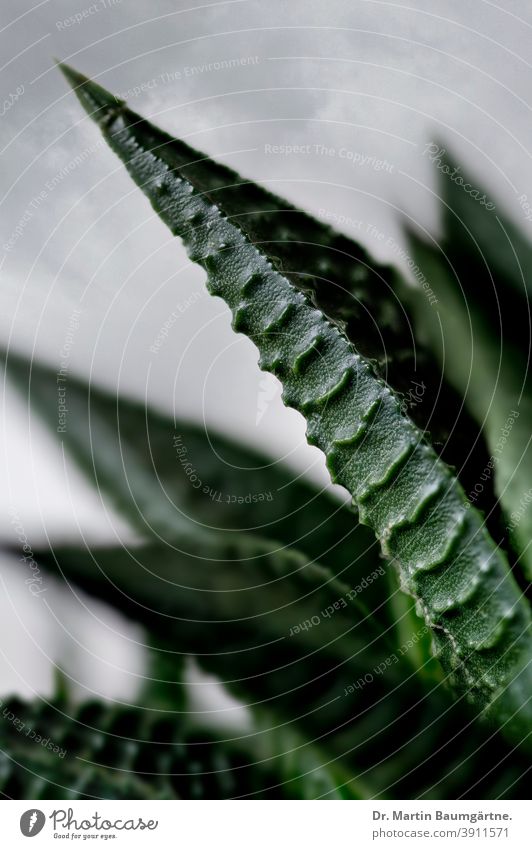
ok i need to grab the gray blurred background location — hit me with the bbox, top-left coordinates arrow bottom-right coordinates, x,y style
1,0 -> 531,717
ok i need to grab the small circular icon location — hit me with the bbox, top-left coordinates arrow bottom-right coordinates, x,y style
20,810 -> 46,837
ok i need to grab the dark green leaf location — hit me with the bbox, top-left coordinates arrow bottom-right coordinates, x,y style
33,542 -> 531,798
60,69 -> 492,514
403,195 -> 532,583
0,696 -> 356,799
2,350 -> 382,585
59,65 -> 532,747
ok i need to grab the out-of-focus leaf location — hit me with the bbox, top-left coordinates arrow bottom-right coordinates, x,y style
0,696 -> 357,799
33,542 -> 530,799
437,146 -> 532,302
36,539 -> 394,728
139,644 -> 187,712
1,349 -> 380,591
403,226 -> 532,584
406,148 -> 532,581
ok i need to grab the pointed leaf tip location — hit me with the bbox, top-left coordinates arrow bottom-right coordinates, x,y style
58,63 -> 125,116
58,62 -> 90,90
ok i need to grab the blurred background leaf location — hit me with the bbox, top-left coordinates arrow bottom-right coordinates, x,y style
399,151 -> 532,584
0,696 -> 360,799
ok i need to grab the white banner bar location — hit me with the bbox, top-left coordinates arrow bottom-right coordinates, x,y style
0,799 -> 529,847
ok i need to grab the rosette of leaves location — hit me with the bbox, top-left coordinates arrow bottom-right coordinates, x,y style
0,63 -> 530,800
